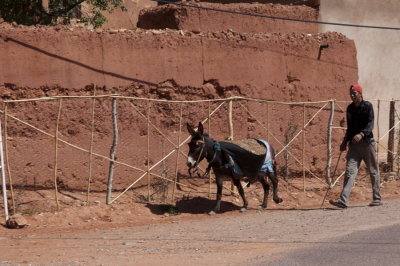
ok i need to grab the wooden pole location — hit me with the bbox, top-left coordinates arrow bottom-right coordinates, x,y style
228,100 -> 235,194
387,100 -> 395,171
208,101 -> 212,198
106,94 -> 118,204
303,103 -> 306,192
266,103 -> 270,142
3,104 -> 15,214
147,100 -> 151,202
228,100 -> 234,140
377,100 -> 381,180
172,103 -> 183,204
0,118 -> 9,222
86,85 -> 97,205
326,100 -> 334,186
397,100 -> 400,178
54,99 -> 62,209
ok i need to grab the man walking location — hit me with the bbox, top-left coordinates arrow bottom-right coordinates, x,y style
329,84 -> 382,208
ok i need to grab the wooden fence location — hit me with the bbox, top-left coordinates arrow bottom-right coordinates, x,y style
1,95 -> 399,218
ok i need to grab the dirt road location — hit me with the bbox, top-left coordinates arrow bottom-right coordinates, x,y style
1,199 -> 399,265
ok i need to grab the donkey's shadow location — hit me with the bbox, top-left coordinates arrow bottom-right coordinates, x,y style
145,197 -> 240,215
175,196 -> 240,214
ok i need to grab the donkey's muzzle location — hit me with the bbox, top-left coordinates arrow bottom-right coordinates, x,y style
186,155 -> 197,168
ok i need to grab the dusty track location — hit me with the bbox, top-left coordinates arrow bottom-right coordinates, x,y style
1,197 -> 400,265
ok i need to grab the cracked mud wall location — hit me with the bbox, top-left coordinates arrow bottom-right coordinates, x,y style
0,26 -> 357,102
137,3 -> 319,34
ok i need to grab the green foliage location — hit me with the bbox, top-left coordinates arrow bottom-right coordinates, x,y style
0,0 -> 125,28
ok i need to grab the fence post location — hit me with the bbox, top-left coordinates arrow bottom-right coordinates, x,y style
208,102 -> 212,198
86,85 -> 97,205
54,99 -> 62,210
387,100 -> 395,172
266,102 -> 270,142
397,101 -> 400,178
377,100 -> 380,177
326,100 -> 335,186
106,93 -> 118,204
227,99 -> 235,194
3,104 -> 15,214
227,99 -> 233,140
172,103 -> 183,203
147,100 -> 151,201
0,118 -> 9,222
303,103 -> 306,192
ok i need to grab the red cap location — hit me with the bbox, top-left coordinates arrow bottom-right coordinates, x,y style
351,84 -> 363,94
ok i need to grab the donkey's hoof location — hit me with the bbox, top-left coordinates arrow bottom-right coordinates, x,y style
274,197 -> 283,204
240,207 -> 247,212
208,210 -> 216,215
258,205 -> 267,209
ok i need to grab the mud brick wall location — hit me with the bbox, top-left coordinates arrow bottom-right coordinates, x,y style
137,3 -> 319,34
0,26 -> 357,102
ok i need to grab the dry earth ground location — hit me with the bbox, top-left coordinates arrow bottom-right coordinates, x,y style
1,173 -> 399,265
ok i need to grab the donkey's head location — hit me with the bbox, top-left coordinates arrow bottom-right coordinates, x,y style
186,122 -> 206,168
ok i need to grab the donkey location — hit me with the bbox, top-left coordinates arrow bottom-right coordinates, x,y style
186,122 -> 283,215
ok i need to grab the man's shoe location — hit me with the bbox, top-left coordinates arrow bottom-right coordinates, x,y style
329,199 -> 347,209
369,200 -> 382,207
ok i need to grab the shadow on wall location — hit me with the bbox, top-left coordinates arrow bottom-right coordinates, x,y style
3,36 -> 157,86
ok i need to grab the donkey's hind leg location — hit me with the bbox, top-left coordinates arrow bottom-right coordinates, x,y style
259,173 -> 270,209
267,171 -> 283,204
232,178 -> 248,212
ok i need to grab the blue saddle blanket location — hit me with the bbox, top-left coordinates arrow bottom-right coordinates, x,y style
257,139 -> 274,173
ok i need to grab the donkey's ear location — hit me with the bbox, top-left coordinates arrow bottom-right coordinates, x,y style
197,122 -> 204,135
187,123 -> 196,135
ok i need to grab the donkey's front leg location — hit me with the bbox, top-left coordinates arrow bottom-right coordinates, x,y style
233,179 -> 248,212
209,176 -> 223,215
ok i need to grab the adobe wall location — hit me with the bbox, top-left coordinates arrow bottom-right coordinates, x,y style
0,25 -> 357,102
101,0 -> 320,30
137,3 -> 319,34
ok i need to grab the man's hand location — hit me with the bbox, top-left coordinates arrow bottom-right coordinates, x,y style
352,134 -> 363,143
340,141 -> 347,151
